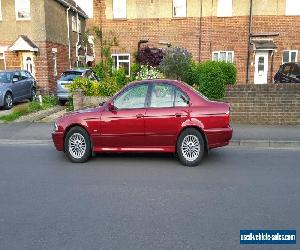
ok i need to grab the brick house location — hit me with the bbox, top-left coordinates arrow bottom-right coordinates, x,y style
0,0 -> 92,91
88,0 -> 300,84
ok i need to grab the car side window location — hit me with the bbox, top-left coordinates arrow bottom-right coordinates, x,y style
20,71 -> 28,80
13,72 -> 21,82
283,65 -> 291,76
150,84 -> 175,108
175,89 -> 189,107
114,84 -> 148,110
25,71 -> 33,79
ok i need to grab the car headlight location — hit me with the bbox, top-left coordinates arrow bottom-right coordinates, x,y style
54,122 -> 58,132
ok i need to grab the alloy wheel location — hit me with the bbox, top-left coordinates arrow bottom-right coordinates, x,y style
181,135 -> 201,162
68,133 -> 87,159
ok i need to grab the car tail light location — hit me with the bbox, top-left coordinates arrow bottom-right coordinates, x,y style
225,108 -> 230,126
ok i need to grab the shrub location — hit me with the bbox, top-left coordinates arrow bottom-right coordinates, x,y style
98,76 -> 122,97
218,61 -> 237,85
135,65 -> 163,80
113,67 -> 128,87
160,47 -> 192,80
137,46 -> 165,67
42,95 -> 58,109
195,61 -> 226,100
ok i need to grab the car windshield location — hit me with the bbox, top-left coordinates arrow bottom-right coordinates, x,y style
59,71 -> 83,81
0,72 -> 13,83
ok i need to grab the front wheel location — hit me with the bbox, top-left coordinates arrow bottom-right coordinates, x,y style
29,88 -> 36,102
65,126 -> 92,163
4,93 -> 13,110
177,128 -> 205,167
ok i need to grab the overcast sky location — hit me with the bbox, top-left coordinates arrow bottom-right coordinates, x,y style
74,0 -> 93,18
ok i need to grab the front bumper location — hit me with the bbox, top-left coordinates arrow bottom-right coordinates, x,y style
52,131 -> 64,151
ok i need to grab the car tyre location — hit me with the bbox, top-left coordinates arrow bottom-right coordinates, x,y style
29,88 -> 36,102
65,126 -> 92,163
3,92 -> 13,110
177,128 -> 205,167
59,100 -> 67,106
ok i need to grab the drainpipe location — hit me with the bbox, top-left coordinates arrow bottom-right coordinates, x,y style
198,0 -> 203,62
76,3 -> 80,67
246,0 -> 253,84
66,6 -> 71,69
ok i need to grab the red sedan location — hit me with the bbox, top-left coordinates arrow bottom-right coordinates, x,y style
52,80 -> 232,167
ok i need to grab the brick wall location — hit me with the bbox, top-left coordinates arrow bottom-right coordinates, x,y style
224,84 -> 300,125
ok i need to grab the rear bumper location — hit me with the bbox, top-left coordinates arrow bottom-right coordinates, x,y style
204,127 -> 233,149
52,131 -> 64,151
56,91 -> 69,101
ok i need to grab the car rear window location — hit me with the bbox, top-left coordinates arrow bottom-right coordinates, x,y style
59,71 -> 83,81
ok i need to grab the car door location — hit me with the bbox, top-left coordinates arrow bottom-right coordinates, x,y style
10,71 -> 23,100
144,83 -> 190,148
20,71 -> 32,98
98,84 -> 149,148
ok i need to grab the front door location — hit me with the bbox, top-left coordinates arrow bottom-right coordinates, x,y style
22,52 -> 35,76
98,84 -> 149,149
254,51 -> 269,84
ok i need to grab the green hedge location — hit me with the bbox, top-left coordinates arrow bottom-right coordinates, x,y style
185,61 -> 237,100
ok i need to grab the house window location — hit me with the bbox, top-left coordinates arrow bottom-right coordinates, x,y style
217,0 -> 232,17
112,54 -> 130,76
0,52 -> 5,70
286,0 -> 300,15
113,0 -> 126,19
77,19 -> 81,33
212,51 -> 234,63
173,0 -> 187,18
282,50 -> 298,63
15,0 -> 31,20
72,16 -> 77,32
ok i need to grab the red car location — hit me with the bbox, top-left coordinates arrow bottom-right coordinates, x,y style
52,80 -> 232,167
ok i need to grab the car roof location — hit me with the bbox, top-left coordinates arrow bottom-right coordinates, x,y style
63,68 -> 90,73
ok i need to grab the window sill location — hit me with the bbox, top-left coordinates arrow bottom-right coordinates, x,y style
16,18 -> 31,21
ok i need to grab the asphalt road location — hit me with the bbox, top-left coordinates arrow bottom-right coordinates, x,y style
0,145 -> 299,249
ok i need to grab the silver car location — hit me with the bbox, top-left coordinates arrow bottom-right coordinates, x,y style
56,69 -> 98,105
0,70 -> 36,110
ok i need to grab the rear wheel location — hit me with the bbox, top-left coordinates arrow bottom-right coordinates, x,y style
4,93 -> 13,110
177,128 -> 205,167
65,126 -> 92,163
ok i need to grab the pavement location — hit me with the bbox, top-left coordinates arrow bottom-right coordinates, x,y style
0,122 -> 300,149
0,144 -> 299,249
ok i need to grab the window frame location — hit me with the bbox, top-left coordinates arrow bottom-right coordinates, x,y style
172,0 -> 187,18
212,51 -> 234,63
285,0 -> 300,16
112,83 -> 150,110
282,50 -> 298,64
111,53 -> 131,76
0,51 -> 6,70
148,83 -> 190,109
113,0 -> 127,19
217,0 -> 233,17
15,0 -> 31,21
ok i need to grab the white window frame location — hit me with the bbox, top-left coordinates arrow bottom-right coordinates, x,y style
72,16 -> 77,32
15,0 -> 31,21
282,50 -> 298,63
113,0 -> 126,19
77,19 -> 81,33
212,51 -> 234,63
0,0 -> 2,21
112,53 -> 130,76
173,0 -> 187,18
217,0 -> 233,17
286,0 -> 300,16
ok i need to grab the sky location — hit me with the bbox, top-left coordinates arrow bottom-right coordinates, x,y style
74,0 -> 93,18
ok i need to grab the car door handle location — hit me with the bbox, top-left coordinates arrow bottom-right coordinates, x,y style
136,114 -> 144,119
175,113 -> 183,117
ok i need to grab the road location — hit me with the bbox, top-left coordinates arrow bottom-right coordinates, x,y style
0,144 -> 299,249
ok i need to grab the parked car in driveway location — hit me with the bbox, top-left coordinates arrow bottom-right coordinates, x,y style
274,62 -> 300,83
52,80 -> 233,167
0,70 -> 36,110
56,68 -> 98,105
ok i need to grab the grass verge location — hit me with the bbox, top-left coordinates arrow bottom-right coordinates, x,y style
0,96 -> 58,123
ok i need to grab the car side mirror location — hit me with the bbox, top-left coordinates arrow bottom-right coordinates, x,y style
12,77 -> 19,83
108,102 -> 116,111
